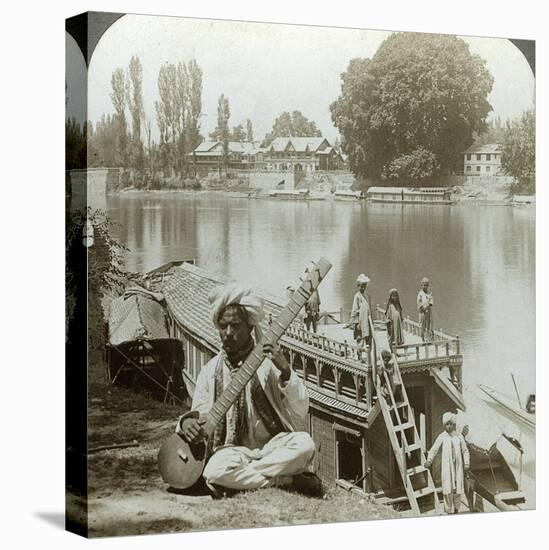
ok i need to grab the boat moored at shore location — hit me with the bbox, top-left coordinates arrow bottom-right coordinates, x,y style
366,186 -> 454,205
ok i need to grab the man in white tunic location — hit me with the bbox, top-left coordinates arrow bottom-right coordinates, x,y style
350,273 -> 372,349
425,412 -> 470,514
176,283 -> 318,495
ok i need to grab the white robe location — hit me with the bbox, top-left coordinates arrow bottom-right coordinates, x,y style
427,431 -> 469,495
190,352 -> 309,446
351,291 -> 371,336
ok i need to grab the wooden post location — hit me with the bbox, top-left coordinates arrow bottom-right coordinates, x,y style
335,368 -> 341,399
353,374 -> 359,405
456,335 -> 461,355
361,434 -> 368,493
344,340 -> 348,359
419,413 -> 426,453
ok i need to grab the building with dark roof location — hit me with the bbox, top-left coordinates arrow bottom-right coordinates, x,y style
261,136 -> 343,172
463,143 -> 503,176
189,140 -> 262,172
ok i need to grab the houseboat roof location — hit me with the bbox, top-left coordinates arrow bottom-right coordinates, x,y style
462,143 -> 501,154
367,186 -> 412,194
108,288 -> 171,346
367,186 -> 449,195
161,262 -> 285,351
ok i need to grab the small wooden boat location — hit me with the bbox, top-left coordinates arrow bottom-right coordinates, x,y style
467,441 -> 526,510
478,384 -> 535,430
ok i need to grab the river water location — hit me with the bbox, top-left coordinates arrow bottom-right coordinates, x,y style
107,191 -> 536,507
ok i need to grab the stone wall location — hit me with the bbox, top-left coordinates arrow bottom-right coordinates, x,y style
68,168 -> 120,212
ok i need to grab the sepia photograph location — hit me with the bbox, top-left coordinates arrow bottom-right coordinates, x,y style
65,10 -> 536,538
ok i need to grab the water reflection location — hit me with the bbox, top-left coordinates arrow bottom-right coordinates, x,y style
107,192 -> 535,505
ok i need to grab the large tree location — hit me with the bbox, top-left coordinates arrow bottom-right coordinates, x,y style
230,124 -> 246,142
155,64 -> 178,176
330,33 -> 494,179
210,94 -> 231,166
110,67 -> 129,168
246,118 -> 254,142
127,55 -> 145,174
263,110 -> 321,145
185,59 -> 203,153
502,110 -> 535,192
473,117 -> 506,148
88,114 -> 117,167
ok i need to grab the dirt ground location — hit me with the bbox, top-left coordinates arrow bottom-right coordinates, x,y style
87,380 -> 398,538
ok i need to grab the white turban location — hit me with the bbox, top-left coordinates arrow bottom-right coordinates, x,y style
442,411 -> 456,425
209,283 -> 265,341
357,273 -> 370,284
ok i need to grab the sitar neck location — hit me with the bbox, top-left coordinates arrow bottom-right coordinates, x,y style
202,260 -> 331,437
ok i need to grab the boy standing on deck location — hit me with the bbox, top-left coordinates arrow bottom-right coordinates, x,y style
350,273 -> 372,351
417,277 -> 434,342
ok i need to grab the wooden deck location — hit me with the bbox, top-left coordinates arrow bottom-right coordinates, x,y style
317,322 -> 424,350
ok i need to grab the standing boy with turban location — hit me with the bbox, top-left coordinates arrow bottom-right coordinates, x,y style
424,412 -> 470,514
350,273 -> 372,351
176,283 -> 319,495
417,277 -> 434,342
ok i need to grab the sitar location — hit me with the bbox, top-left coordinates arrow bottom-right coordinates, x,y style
157,258 -> 332,489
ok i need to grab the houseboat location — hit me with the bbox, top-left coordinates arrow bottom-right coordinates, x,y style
268,189 -> 326,201
141,260 -> 473,515
366,186 -> 454,205
333,190 -> 365,201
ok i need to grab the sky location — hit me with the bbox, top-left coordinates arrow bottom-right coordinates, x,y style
67,14 -> 535,143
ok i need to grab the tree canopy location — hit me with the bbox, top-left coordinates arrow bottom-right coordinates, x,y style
502,110 -> 535,192
330,33 -> 494,179
263,110 -> 321,146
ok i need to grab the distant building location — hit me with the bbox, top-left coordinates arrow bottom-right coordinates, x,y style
189,141 -> 260,171
260,137 -> 344,172
463,143 -> 502,176
189,137 -> 345,173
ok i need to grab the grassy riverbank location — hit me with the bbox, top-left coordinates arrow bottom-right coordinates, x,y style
87,379 -> 398,538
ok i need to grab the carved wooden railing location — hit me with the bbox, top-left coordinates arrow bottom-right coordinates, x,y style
374,305 -> 463,391
284,323 -> 365,363
285,346 -> 371,410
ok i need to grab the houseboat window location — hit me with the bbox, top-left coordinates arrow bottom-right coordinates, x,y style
304,357 -> 318,384
476,154 -> 482,160
319,364 -> 336,392
476,166 -> 481,172
338,371 -> 357,400
466,166 -> 472,171
486,154 -> 491,161
466,154 -> 471,160
336,431 -> 364,488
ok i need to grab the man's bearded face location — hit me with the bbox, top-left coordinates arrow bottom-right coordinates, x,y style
218,305 -> 252,355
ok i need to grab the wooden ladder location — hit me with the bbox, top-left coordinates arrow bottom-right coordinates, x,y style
370,333 -> 442,515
